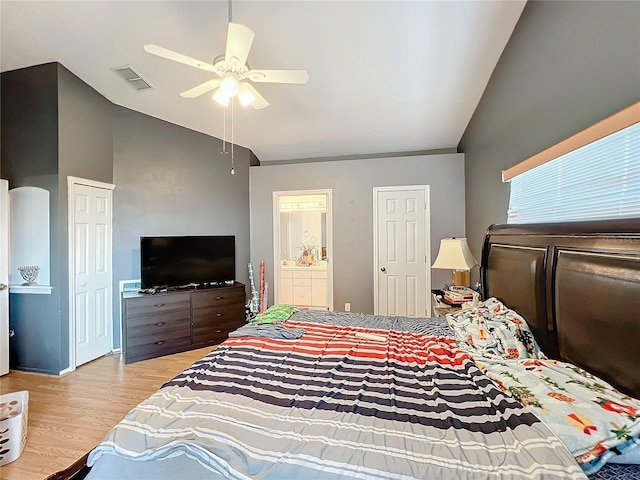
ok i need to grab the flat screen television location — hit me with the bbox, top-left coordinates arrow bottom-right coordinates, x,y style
141,235 -> 235,289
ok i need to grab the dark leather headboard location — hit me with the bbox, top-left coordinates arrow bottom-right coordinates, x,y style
481,219 -> 640,399
484,244 -> 550,354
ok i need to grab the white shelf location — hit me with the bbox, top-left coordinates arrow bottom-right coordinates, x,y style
9,285 -> 52,295
9,186 -> 51,291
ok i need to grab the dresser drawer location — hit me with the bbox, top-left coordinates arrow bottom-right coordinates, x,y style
127,320 -> 190,345
126,332 -> 192,362
125,293 -> 191,318
193,303 -> 245,329
126,313 -> 191,339
193,304 -> 245,345
192,329 -> 233,347
192,287 -> 245,308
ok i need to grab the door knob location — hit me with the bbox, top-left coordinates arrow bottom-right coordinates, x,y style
0,283 -> 7,291
380,267 -> 386,272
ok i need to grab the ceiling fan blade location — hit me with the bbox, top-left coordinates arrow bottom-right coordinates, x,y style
143,44 -> 218,74
243,83 -> 269,110
246,69 -> 309,84
225,23 -> 255,68
179,79 -> 222,98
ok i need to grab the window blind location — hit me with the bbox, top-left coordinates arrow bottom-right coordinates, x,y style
507,122 -> 640,224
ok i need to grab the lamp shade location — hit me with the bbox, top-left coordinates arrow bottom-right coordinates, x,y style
431,238 -> 478,271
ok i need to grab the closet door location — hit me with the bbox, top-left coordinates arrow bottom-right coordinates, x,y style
71,181 -> 113,367
374,186 -> 430,317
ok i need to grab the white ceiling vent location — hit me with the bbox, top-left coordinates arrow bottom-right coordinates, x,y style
110,65 -> 153,91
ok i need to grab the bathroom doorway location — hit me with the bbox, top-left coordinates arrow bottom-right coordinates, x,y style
273,189 -> 333,310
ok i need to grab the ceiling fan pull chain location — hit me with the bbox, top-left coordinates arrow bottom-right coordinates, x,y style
221,105 -> 227,154
231,99 -> 235,175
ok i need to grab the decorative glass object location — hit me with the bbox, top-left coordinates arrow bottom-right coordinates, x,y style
296,243 -> 319,266
17,266 -> 39,286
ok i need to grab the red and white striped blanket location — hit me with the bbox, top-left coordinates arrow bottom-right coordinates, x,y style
88,312 -> 586,479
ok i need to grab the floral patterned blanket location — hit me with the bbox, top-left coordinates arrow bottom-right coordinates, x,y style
476,357 -> 640,474
446,298 -> 640,474
446,297 -> 545,360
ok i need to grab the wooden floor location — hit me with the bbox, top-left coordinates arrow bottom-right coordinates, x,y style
0,347 -> 213,480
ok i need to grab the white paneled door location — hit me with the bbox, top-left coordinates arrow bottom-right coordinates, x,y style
0,180 -> 9,376
71,180 -> 113,367
374,186 -> 430,317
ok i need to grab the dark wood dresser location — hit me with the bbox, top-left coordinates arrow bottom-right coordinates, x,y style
123,282 -> 246,364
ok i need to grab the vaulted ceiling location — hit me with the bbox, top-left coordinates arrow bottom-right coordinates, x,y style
0,1 -> 526,162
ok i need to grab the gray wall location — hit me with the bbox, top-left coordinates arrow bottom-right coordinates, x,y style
2,62 -> 255,369
250,153 -> 465,314
1,63 -> 61,373
0,63 -> 113,373
112,106 -> 252,347
459,0 -> 640,270
57,64 -> 114,368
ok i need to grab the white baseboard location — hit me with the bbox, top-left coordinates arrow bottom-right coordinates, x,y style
59,366 -> 75,376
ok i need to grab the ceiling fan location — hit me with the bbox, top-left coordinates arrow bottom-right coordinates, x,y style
144,23 -> 309,109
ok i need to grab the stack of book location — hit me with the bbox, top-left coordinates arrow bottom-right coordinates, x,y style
443,288 -> 475,305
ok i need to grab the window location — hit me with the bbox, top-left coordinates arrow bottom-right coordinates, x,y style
506,112 -> 639,224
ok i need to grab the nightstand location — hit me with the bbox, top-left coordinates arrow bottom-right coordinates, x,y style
431,289 -> 462,317
433,305 -> 460,317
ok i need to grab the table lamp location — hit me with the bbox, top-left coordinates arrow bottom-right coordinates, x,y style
431,238 -> 478,287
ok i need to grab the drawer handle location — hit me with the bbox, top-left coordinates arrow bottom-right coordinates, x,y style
215,296 -> 224,300
155,322 -> 166,326
216,313 -> 224,317
155,340 -> 166,345
153,303 -> 166,308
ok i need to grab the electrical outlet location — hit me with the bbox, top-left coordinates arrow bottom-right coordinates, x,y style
344,302 -> 351,312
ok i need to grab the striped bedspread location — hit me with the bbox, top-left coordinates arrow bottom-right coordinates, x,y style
88,312 -> 586,479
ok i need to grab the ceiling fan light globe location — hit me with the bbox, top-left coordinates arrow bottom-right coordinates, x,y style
212,89 -> 230,107
238,84 -> 256,107
220,75 -> 239,97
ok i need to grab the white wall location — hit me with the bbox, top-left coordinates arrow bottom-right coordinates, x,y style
250,153 -> 466,314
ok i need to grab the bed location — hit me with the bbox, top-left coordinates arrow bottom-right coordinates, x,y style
68,220 -> 640,479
